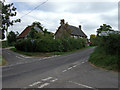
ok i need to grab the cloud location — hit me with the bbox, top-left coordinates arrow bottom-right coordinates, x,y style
63,2 -> 117,14
7,1 -> 118,39
100,9 -> 118,29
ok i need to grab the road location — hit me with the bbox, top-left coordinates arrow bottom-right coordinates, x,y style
2,47 -> 118,88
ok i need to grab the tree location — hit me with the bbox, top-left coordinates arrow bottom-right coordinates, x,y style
90,34 -> 96,38
7,31 -> 16,45
27,27 -> 38,39
32,21 -> 43,30
43,28 -> 54,38
97,24 -> 113,36
90,34 -> 98,46
0,1 -> 21,39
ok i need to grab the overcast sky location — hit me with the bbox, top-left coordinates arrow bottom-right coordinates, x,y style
5,0 -> 118,38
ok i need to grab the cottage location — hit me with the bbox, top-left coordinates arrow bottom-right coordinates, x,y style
55,19 -> 87,39
17,23 -> 44,39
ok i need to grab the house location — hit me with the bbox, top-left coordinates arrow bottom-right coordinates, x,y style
17,23 -> 44,39
55,19 -> 87,39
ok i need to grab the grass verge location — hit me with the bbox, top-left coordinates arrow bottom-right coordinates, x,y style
10,46 -> 92,57
0,56 -> 7,66
88,47 -> 118,72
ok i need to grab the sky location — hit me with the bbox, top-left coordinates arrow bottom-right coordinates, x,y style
5,0 -> 119,38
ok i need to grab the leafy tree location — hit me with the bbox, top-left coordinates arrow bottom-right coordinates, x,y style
16,31 -> 19,36
43,29 -> 54,38
90,34 -> 96,38
0,1 -> 21,39
90,34 -> 98,46
7,31 -> 16,45
32,21 -> 43,30
97,24 -> 113,36
27,27 -> 37,39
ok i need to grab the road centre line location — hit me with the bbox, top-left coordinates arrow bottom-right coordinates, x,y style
41,77 -> 53,81
82,62 -> 85,64
69,81 -> 93,88
68,67 -> 73,70
38,83 -> 50,88
50,78 -> 58,83
73,65 -> 77,67
29,81 -> 41,87
62,70 -> 67,72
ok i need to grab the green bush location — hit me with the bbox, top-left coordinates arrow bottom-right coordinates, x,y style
89,47 -> 118,71
15,37 -> 86,52
89,34 -> 120,71
98,34 -> 120,55
7,31 -> 17,46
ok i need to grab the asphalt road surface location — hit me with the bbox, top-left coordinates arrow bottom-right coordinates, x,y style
2,47 -> 118,88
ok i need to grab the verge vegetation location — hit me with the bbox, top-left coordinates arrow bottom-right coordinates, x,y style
0,56 -> 7,66
10,46 -> 91,57
89,34 -> 120,72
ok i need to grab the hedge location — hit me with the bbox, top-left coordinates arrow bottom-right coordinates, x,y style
98,34 -> 120,55
15,38 -> 86,52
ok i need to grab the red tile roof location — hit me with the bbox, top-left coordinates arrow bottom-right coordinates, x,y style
17,26 -> 32,39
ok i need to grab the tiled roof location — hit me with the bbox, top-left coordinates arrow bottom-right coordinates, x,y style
17,26 -> 32,39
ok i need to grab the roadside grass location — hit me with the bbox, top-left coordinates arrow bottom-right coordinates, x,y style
2,41 -> 14,48
2,41 -> 9,48
89,47 -> 118,72
10,46 -> 92,57
0,56 -> 7,66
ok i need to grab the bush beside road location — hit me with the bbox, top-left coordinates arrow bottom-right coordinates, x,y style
89,47 -> 118,72
10,46 -> 91,57
89,34 -> 120,72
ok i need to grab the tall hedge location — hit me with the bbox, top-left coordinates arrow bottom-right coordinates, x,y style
15,38 -> 86,52
98,34 -> 120,55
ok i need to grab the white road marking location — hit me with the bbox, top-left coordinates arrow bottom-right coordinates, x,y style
82,62 -> 85,64
73,65 -> 77,68
19,55 -> 25,57
62,70 -> 67,72
68,67 -> 72,70
69,81 -> 93,88
16,56 -> 24,60
38,83 -> 50,88
29,81 -> 41,87
42,77 -> 53,81
50,78 -> 58,82
19,55 -> 32,58
43,57 -> 48,59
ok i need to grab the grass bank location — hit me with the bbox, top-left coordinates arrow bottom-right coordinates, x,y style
10,46 -> 91,57
0,56 -> 7,66
89,47 -> 118,72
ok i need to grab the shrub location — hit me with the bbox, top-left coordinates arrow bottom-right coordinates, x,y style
15,37 -> 86,52
7,31 -> 17,46
98,34 -> 120,55
89,47 -> 118,71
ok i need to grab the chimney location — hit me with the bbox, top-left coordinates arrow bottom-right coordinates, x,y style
79,25 -> 81,30
60,19 -> 65,25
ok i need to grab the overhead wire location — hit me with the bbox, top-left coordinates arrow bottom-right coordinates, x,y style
19,0 -> 48,19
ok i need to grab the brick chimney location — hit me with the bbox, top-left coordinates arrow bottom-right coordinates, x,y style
60,19 -> 65,26
79,25 -> 81,30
